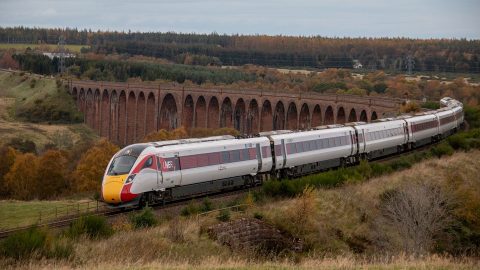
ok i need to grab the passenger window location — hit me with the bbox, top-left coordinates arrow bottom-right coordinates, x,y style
340,136 -> 346,145
197,154 -> 209,167
208,152 -> 220,165
310,141 -> 317,150
230,150 -> 240,162
329,137 -> 335,147
335,137 -> 341,146
222,151 -> 230,163
297,142 -> 304,153
303,141 -> 309,151
242,148 -> 250,161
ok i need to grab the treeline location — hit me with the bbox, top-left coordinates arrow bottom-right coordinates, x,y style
12,53 -> 259,84
0,127 -> 238,200
1,27 -> 479,73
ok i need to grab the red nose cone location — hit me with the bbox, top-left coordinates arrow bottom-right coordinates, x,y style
121,183 -> 139,202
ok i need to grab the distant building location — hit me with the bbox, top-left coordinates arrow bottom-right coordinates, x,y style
353,59 -> 363,69
42,52 -> 76,60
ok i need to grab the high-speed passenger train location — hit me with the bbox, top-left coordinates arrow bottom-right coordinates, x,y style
102,97 -> 464,208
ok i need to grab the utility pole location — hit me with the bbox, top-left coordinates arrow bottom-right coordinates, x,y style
406,55 -> 415,75
58,35 -> 66,74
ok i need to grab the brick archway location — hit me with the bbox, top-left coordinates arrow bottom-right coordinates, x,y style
337,107 -> 346,124
183,95 -> 194,130
312,105 -> 322,127
159,93 -> 178,130
274,101 -> 285,130
325,106 -> 334,125
208,97 -> 220,129
247,99 -> 259,134
261,100 -> 273,132
195,96 -> 207,128
348,108 -> 357,122
287,102 -> 298,130
136,92 -> 146,141
299,103 -> 310,130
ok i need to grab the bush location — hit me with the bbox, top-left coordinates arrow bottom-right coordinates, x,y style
180,200 -> 200,216
217,209 -> 231,222
253,212 -> 264,220
29,78 -> 36,88
200,197 -> 213,212
129,207 -> 158,229
0,227 -> 47,260
66,215 -> 113,240
430,142 -> 454,157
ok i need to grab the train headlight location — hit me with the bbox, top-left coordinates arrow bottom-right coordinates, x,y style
125,174 -> 136,184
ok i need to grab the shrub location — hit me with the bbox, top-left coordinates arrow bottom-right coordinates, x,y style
430,142 -> 454,157
165,219 -> 186,243
129,207 -> 158,229
180,200 -> 200,216
0,227 -> 48,260
66,215 -> 113,240
217,209 -> 231,222
253,212 -> 264,220
200,197 -> 213,212
29,78 -> 36,88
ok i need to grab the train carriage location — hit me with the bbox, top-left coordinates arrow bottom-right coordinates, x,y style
265,126 -> 357,177
353,119 -> 408,159
405,113 -> 440,147
435,108 -> 457,138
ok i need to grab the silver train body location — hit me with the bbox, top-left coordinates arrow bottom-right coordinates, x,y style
102,98 -> 464,208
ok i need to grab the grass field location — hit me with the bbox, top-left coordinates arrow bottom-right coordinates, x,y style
0,199 -> 97,230
0,43 -> 88,53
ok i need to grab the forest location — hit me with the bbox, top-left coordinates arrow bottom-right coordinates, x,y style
1,26 -> 479,73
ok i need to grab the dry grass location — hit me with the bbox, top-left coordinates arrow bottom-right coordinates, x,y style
2,151 -> 479,269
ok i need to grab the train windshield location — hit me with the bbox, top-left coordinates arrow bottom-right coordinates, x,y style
107,156 -> 137,176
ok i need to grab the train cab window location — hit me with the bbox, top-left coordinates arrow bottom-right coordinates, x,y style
108,155 -> 137,176
221,151 -> 230,163
143,157 -> 153,169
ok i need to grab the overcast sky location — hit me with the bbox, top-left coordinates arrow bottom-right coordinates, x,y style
0,0 -> 479,39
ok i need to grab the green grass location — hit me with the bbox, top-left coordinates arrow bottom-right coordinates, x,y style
0,43 -> 88,53
0,200 -> 97,230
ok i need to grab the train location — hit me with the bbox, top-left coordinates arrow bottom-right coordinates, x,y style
102,97 -> 464,208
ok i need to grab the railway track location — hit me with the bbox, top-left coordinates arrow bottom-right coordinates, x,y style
0,138 -> 447,239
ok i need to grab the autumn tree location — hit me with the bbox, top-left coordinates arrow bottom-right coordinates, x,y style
0,146 -> 17,197
0,51 -> 20,70
35,150 -> 69,199
4,153 -> 39,200
72,139 -> 119,192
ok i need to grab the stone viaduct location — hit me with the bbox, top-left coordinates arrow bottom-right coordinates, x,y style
69,80 -> 402,146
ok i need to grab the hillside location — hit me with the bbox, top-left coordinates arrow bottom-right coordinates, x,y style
2,150 -> 477,269
0,70 -> 96,151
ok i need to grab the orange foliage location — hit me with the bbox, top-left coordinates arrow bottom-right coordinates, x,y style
0,147 -> 18,197
142,127 -> 188,142
4,153 -> 39,200
72,139 -> 119,193
35,150 -> 69,199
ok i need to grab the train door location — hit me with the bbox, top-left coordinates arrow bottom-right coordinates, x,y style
158,153 -> 182,188
256,143 -> 262,172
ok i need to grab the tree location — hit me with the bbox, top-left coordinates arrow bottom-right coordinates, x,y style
0,147 -> 17,197
72,139 -> 119,192
35,150 -> 69,199
375,182 -> 453,256
4,153 -> 39,200
0,51 -> 19,69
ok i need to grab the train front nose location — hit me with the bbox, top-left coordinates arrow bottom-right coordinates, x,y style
102,175 -> 127,203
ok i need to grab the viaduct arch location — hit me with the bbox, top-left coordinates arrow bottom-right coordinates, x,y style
70,81 -> 401,145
